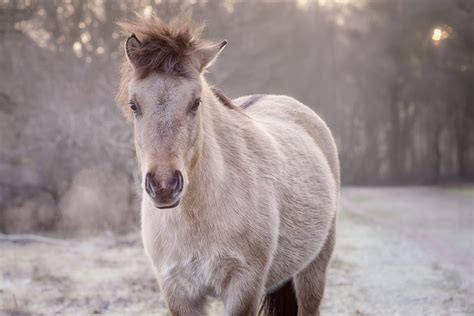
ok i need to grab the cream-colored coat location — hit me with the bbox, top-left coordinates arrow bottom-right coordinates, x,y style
140,79 -> 339,315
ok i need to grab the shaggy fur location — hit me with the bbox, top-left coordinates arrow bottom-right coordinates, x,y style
117,14 -> 340,316
118,15 -> 208,78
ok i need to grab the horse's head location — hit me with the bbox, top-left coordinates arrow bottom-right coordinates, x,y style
118,16 -> 226,209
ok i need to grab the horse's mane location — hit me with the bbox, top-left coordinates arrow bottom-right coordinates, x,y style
211,87 -> 239,110
117,14 -> 212,79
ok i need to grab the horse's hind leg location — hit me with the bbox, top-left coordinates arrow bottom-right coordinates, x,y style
293,219 -> 336,316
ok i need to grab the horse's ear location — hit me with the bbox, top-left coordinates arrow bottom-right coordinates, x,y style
196,40 -> 227,72
124,33 -> 141,67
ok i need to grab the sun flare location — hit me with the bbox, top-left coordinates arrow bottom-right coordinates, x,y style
432,26 -> 451,42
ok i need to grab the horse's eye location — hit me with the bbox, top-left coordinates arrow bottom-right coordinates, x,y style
129,101 -> 139,114
191,98 -> 201,112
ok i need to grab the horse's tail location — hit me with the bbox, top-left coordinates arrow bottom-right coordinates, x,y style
259,279 -> 298,316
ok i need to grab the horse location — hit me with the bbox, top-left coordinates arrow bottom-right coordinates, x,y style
116,15 -> 339,316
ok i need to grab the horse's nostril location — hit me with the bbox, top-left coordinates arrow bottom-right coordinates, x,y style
169,170 -> 183,196
145,172 -> 156,198
174,170 -> 184,195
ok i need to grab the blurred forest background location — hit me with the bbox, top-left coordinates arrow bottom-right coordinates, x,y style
0,0 -> 473,234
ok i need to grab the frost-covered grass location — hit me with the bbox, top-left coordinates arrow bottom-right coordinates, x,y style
1,187 -> 473,315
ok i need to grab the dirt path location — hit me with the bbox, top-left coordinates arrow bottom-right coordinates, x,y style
1,187 -> 473,315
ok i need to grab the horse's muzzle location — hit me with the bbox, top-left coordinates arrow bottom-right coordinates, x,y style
145,170 -> 184,209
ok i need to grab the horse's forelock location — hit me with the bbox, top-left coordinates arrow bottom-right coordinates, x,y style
118,14 -> 209,79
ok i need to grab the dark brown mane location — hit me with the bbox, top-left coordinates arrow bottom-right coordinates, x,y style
118,14 -> 211,79
211,87 -> 239,110
211,88 -> 254,120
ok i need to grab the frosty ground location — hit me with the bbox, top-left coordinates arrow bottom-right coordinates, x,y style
1,187 -> 473,315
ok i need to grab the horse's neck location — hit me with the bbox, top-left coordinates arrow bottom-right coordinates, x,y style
183,82 -> 240,214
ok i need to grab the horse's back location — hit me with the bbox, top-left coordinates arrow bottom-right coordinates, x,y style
234,94 -> 340,289
234,94 -> 339,187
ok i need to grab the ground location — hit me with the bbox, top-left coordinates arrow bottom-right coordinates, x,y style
1,187 -> 473,315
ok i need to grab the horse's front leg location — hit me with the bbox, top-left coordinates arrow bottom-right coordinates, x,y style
222,271 -> 266,316
160,286 -> 207,316
157,272 -> 207,316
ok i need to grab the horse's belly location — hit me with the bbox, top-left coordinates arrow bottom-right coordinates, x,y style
264,148 -> 337,290
265,223 -> 326,291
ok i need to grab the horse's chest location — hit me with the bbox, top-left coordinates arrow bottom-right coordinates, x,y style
157,254 -> 244,298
